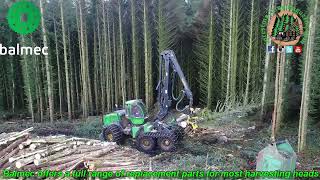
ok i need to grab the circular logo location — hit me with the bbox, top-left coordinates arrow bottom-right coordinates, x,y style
7,1 -> 41,35
267,10 -> 304,46
261,5 -> 307,46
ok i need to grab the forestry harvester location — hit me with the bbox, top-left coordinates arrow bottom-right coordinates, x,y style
100,50 -> 193,153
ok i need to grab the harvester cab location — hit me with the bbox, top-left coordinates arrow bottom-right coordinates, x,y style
124,99 -> 148,124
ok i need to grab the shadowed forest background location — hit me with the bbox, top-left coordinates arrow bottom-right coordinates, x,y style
0,0 -> 319,152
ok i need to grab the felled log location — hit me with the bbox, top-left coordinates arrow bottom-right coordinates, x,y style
42,135 -> 66,141
43,154 -> 83,167
15,156 -> 35,169
29,143 -> 42,151
0,127 -> 33,145
90,160 -> 140,169
0,146 -> 20,168
0,134 -> 29,158
74,145 -> 104,154
1,127 -> 149,172
0,133 -> 7,139
0,160 -> 12,169
34,144 -> 69,159
44,147 -> 118,170
34,145 -> 103,167
9,148 -> 46,163
86,140 -> 101,146
34,148 -> 77,166
95,165 -> 143,171
67,160 -> 85,172
19,139 -> 32,149
49,158 -> 82,171
86,146 -> 117,158
20,135 -> 66,148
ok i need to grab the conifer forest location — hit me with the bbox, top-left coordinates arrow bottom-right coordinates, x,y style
0,0 -> 319,164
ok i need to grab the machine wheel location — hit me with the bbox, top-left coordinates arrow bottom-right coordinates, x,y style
172,125 -> 184,141
103,124 -> 123,143
137,134 -> 156,153
157,133 -> 178,152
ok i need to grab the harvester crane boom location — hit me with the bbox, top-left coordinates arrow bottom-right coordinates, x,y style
156,50 -> 193,120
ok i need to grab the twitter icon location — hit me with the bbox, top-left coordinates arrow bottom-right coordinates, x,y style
285,46 -> 293,53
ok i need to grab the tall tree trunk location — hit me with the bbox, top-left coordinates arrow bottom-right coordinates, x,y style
40,0 -> 54,123
112,20 -> 118,106
32,44 -> 40,122
143,0 -> 153,109
275,52 -> 286,134
230,0 -> 239,104
54,19 -> 63,119
40,57 -> 44,122
10,56 -> 15,112
273,0 -> 293,136
106,4 -> 114,110
37,59 -> 43,122
118,1 -> 127,106
93,21 -> 99,114
226,0 -> 233,105
272,52 -> 281,140
261,0 -> 275,119
272,52 -> 286,139
298,0 -> 318,151
97,4 -> 105,114
84,21 -> 93,114
79,0 -> 88,118
75,5 -> 82,113
21,36 -> 34,122
68,28 -> 75,118
206,4 -> 214,109
220,15 -> 226,103
244,0 -> 255,105
131,0 -> 139,99
60,0 -> 71,120
102,1 -> 111,112
41,56 -> 48,112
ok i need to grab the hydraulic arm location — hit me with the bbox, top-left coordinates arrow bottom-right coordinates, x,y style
156,50 -> 193,120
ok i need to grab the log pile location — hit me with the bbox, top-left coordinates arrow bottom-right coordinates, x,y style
0,127 -> 148,172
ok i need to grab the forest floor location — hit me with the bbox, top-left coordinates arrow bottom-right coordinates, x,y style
0,108 -> 319,172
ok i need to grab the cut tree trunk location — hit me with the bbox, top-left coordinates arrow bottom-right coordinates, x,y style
0,146 -> 20,168
0,134 -> 29,157
16,156 -> 35,169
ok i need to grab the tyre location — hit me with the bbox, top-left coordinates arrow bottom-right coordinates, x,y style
172,125 -> 184,141
137,134 -> 156,153
102,124 -> 123,143
157,133 -> 178,152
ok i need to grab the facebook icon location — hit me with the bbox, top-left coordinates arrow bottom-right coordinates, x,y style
267,45 -> 275,53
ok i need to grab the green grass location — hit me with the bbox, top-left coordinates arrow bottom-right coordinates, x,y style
74,116 -> 103,139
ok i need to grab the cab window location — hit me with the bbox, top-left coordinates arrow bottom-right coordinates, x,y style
131,105 -> 143,118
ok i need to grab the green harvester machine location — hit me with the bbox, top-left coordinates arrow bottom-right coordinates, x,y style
100,50 -> 194,153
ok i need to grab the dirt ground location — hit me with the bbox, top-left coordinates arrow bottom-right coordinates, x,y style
152,113 -> 320,171
0,110 -> 319,172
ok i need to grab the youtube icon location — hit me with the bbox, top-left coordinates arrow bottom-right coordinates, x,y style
294,45 -> 303,54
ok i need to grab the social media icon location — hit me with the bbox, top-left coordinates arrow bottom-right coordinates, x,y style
277,46 -> 285,53
285,46 -> 293,53
267,45 -> 275,53
294,45 -> 303,54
